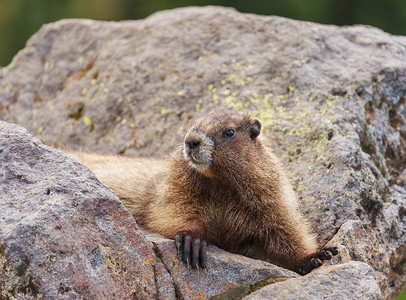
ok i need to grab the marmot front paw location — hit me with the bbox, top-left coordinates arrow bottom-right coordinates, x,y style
174,232 -> 207,269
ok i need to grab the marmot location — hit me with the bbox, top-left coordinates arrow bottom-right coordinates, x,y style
70,112 -> 337,274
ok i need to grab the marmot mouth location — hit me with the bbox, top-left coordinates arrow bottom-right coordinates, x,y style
185,155 -> 212,171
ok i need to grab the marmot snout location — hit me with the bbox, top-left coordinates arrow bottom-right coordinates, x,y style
69,111 -> 337,274
183,127 -> 215,172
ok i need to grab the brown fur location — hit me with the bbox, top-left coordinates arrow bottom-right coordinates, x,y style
69,112 -> 331,272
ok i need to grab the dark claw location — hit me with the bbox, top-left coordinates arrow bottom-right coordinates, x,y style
183,235 -> 192,266
200,240 -> 207,269
310,257 -> 322,268
174,232 -> 207,269
296,246 -> 339,275
316,246 -> 339,261
192,238 -> 200,268
328,246 -> 339,256
174,232 -> 186,253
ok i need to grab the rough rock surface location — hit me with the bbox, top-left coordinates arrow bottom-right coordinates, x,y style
147,234 -> 297,299
0,5 -> 405,299
243,261 -> 382,300
0,121 -> 161,299
0,121 -> 297,299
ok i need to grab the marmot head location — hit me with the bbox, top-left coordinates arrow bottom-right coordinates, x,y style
183,112 -> 262,177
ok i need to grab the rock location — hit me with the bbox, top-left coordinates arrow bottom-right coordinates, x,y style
147,233 -> 297,300
243,261 -> 382,300
0,5 -> 405,299
0,121 -> 161,299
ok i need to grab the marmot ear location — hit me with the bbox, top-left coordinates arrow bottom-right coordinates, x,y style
250,118 -> 261,141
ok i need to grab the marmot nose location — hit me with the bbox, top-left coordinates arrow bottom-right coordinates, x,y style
185,140 -> 201,151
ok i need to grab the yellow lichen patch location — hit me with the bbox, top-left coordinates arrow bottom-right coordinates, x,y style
43,61 -> 50,71
83,116 -> 91,126
38,127 -> 43,134
223,94 -> 247,112
255,108 -> 276,127
276,106 -> 285,113
121,119 -> 127,125
227,74 -> 236,81
376,74 -> 385,83
161,108 -> 171,115
195,104 -> 201,112
177,125 -> 184,135
177,90 -> 184,96
224,95 -> 236,106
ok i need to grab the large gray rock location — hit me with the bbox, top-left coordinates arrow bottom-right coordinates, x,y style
0,5 -> 405,299
147,234 -> 297,299
243,261 -> 382,300
0,121 -> 161,299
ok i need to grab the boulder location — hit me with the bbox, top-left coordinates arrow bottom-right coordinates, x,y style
243,261 -> 382,300
0,5 -> 405,299
0,121 -> 161,299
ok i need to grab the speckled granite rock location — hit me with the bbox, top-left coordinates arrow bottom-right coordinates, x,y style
243,261 -> 381,300
0,121 -> 162,299
147,233 -> 297,300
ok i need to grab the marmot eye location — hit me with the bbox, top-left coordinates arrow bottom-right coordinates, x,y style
223,129 -> 235,137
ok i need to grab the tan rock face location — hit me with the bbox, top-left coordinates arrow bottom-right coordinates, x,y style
0,6 -> 405,299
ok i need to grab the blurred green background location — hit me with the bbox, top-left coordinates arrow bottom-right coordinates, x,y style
1,0 -> 406,66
